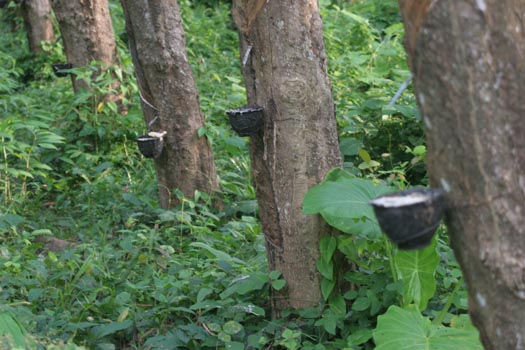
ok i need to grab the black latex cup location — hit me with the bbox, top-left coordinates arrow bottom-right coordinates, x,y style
226,105 -> 264,136
136,135 -> 164,159
370,188 -> 445,250
52,63 -> 73,77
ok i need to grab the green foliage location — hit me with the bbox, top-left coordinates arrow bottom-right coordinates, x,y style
394,239 -> 440,310
303,168 -> 394,239
321,0 -> 425,184
374,306 -> 482,350
304,167 -> 478,349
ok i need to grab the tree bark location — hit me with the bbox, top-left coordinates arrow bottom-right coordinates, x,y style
20,0 -> 55,54
120,0 -> 218,209
50,0 -> 120,99
398,1 -> 525,349
232,0 -> 342,315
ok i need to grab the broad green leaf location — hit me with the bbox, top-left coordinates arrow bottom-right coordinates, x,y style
328,295 -> 346,316
226,341 -> 245,350
223,321 -> 243,335
90,320 -> 133,339
320,237 -> 337,262
190,242 -> 247,266
0,214 -> 25,227
317,257 -> 334,280
340,137 -> 362,156
268,270 -> 281,280
220,273 -> 269,299
351,296 -> 370,312
197,288 -> 213,303
374,306 -> 483,350
394,239 -> 440,310
347,329 -> 373,346
315,310 -> 339,335
219,332 -> 231,342
358,160 -> 380,170
0,312 -> 26,348
271,279 -> 286,291
303,177 -> 394,238
358,149 -> 371,163
321,279 -> 335,301
323,168 -> 354,182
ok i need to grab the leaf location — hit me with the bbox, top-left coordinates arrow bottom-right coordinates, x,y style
93,161 -> 113,173
320,237 -> 337,262
347,329 -> 373,346
271,279 -> 286,291
226,341 -> 245,350
358,149 -> 371,163
220,273 -> 269,299
303,177 -> 394,239
317,257 -> 334,280
328,295 -> 346,316
197,288 -> 213,303
223,321 -> 243,335
0,312 -> 26,348
90,320 -> 133,339
339,137 -> 362,156
321,279 -> 335,301
351,296 -> 370,312
394,238 -> 440,310
190,242 -> 247,266
0,214 -> 25,227
315,310 -> 339,335
373,306 -> 483,350
268,270 -> 281,280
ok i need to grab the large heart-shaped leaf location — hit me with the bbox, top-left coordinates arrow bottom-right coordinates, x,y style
373,306 -> 483,350
303,176 -> 394,239
394,238 -> 439,310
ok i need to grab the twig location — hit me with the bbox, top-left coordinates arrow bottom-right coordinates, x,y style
388,74 -> 413,107
138,88 -> 158,111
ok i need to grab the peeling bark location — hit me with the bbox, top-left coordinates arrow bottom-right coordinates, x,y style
20,0 -> 55,54
121,0 -> 218,208
399,1 -> 525,348
232,0 -> 342,315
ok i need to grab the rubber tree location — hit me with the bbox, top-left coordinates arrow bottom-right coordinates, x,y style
398,1 -> 525,348
120,0 -> 218,209
232,0 -> 342,315
20,0 -> 55,54
50,0 -> 121,104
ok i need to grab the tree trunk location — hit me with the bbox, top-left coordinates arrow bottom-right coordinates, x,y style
50,0 -> 120,102
20,0 -> 55,54
232,0 -> 342,315
398,1 -> 525,349
120,0 -> 218,209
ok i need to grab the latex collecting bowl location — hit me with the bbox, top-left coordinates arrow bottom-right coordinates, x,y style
369,188 -> 445,250
136,135 -> 164,158
226,105 -> 264,136
52,63 -> 72,77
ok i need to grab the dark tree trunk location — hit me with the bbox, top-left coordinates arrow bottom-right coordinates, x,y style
232,0 -> 342,315
20,0 -> 55,53
50,0 -> 121,104
398,1 -> 525,349
120,0 -> 218,209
